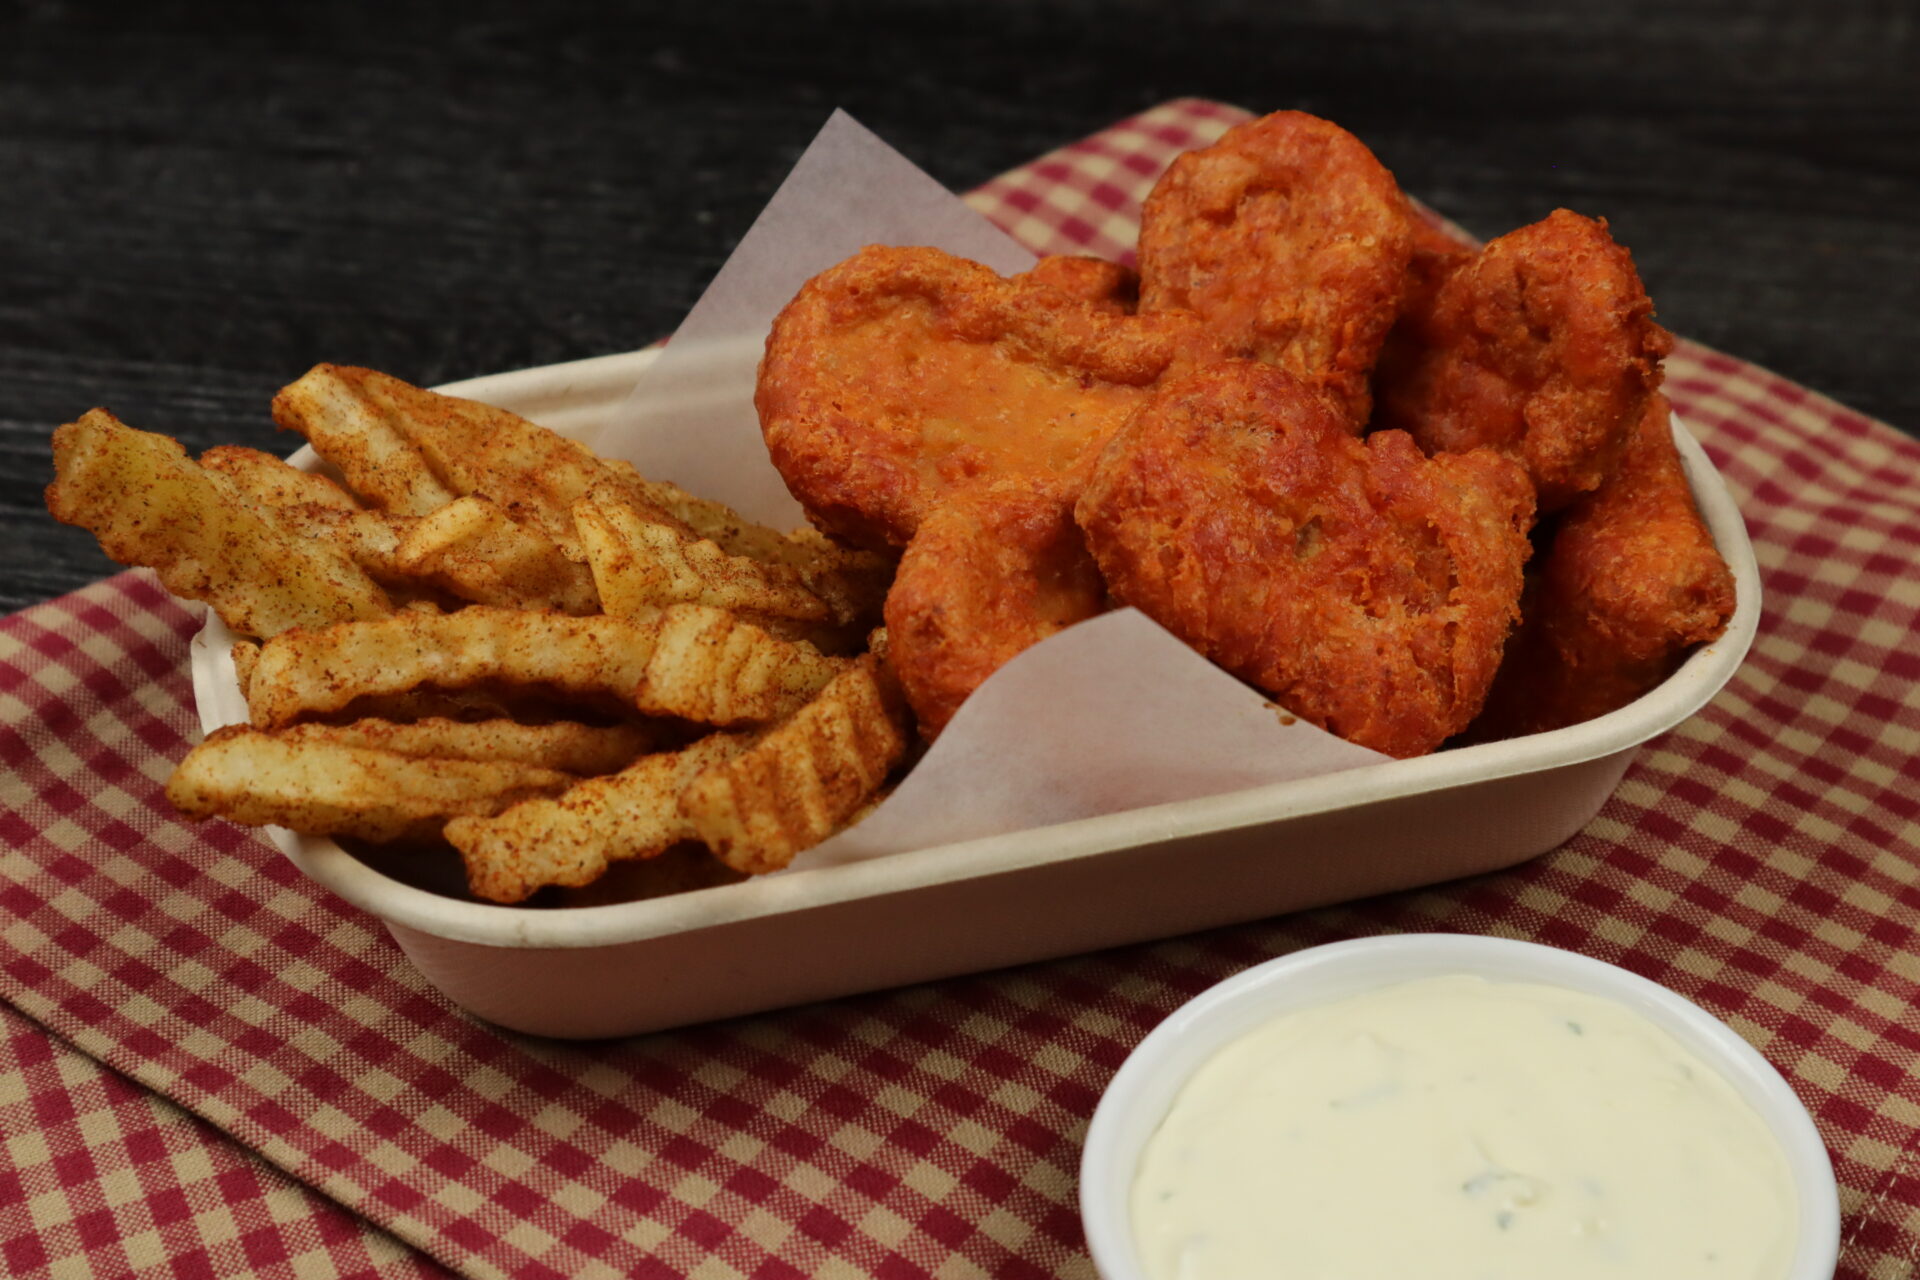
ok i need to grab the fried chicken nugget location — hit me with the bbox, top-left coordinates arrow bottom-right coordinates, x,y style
756,244 -> 1225,549
1371,209 -> 1673,511
1014,255 -> 1139,314
1076,361 -> 1535,758
1469,395 -> 1735,738
884,478 -> 1107,738
1136,110 -> 1417,425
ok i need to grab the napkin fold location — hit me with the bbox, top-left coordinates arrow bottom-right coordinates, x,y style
5,99 -> 1920,1280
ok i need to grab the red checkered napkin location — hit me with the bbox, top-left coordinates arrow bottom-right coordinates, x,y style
5,99 -> 1920,1280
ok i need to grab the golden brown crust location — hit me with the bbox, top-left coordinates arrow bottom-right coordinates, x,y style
1137,111 -> 1417,426
1371,209 -> 1673,511
1075,361 -> 1535,758
755,244 -> 1226,549
1014,255 -> 1139,314
884,479 -> 1107,738
1470,395 -> 1735,738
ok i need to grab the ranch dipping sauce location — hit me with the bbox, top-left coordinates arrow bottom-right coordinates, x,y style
1131,974 -> 1797,1280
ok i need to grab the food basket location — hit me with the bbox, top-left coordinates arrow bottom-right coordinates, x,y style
190,348 -> 1761,1038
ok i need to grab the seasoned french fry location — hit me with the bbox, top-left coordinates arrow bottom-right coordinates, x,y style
781,526 -> 895,628
247,606 -> 661,728
394,496 -> 599,615
272,365 -> 461,516
46,411 -> 392,637
634,604 -> 847,726
276,718 -> 656,775
679,655 -> 911,874
574,496 -> 829,623
200,445 -> 361,511
256,502 -> 409,581
446,733 -> 750,904
167,725 -> 575,843
624,475 -> 893,627
231,640 -> 261,698
623,471 -> 804,564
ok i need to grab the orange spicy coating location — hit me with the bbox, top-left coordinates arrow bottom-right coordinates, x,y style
1371,209 -> 1673,511
1075,361 -> 1535,758
884,478 -> 1107,738
1137,110 -> 1416,426
1469,395 -> 1734,739
756,244 -> 1226,550
1014,255 -> 1139,314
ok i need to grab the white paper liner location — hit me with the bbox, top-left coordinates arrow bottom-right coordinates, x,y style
594,110 -> 1390,869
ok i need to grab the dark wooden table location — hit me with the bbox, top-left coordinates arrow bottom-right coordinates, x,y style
5,1 -> 1915,614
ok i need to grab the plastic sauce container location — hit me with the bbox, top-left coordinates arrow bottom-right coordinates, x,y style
1081,936 -> 1839,1280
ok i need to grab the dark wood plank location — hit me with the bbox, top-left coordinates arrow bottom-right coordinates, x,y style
5,0 -> 1915,611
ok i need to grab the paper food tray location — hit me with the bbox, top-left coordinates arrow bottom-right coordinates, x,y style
189,348 -> 1761,1038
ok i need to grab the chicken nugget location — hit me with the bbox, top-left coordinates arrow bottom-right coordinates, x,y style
1372,209 -> 1672,511
1014,255 -> 1139,314
1076,361 -> 1535,758
884,478 -> 1107,738
1136,111 -> 1417,425
756,244 -> 1225,550
1469,395 -> 1734,738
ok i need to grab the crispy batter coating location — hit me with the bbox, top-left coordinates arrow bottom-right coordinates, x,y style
1136,111 -> 1416,425
1470,395 -> 1735,738
884,479 -> 1107,738
1400,215 -> 1475,317
1014,255 -> 1139,314
1371,209 -> 1673,511
1075,361 -> 1535,758
756,244 -> 1226,549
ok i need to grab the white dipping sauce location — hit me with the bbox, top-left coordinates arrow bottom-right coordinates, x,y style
1131,974 -> 1797,1280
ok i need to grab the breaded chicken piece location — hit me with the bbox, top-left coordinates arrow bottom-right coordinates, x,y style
1371,209 -> 1672,511
1014,255 -> 1139,314
884,479 -> 1107,738
756,245 -> 1226,550
1399,214 -> 1475,317
1469,395 -> 1735,738
1075,361 -> 1535,758
1137,111 -> 1417,425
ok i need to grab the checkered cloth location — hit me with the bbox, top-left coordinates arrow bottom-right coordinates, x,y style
5,99 -> 1918,1279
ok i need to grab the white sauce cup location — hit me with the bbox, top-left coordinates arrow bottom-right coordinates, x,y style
1079,934 -> 1840,1280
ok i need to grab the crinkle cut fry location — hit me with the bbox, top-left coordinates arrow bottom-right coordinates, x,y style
200,445 -> 361,511
271,365 -> 461,516
680,655 -> 912,875
445,733 -> 751,904
167,726 -> 576,844
574,496 -> 831,624
45,410 -> 392,638
635,604 -> 850,726
273,363 -> 691,556
205,447 -> 589,610
598,477 -> 894,628
245,606 -> 661,728
394,495 -> 600,614
275,718 -> 656,775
